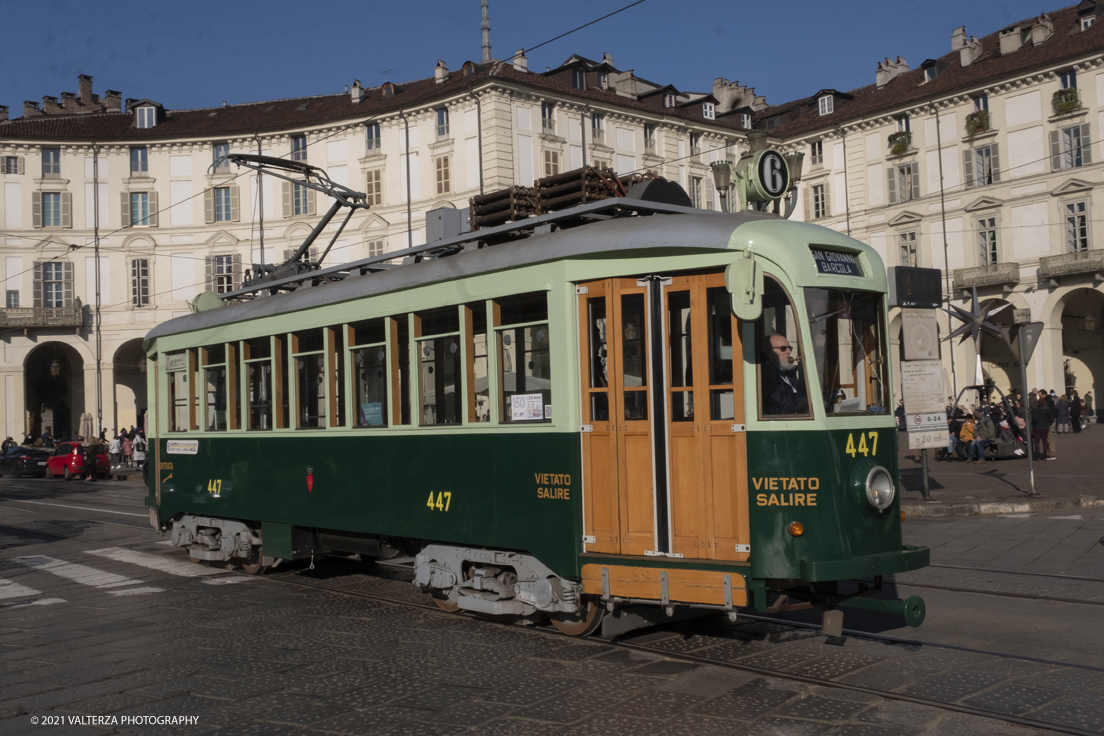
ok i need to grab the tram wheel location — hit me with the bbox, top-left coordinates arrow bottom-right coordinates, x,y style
430,591 -> 460,613
188,554 -> 205,565
241,547 -> 270,575
550,599 -> 604,637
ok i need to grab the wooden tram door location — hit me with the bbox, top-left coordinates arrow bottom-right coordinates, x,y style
579,272 -> 749,561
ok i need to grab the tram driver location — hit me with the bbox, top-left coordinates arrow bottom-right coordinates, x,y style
761,332 -> 809,416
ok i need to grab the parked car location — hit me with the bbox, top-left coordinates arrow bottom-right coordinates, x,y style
46,442 -> 109,481
0,445 -> 52,478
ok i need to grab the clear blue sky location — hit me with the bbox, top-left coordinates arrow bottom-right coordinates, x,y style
1,0 -> 1059,115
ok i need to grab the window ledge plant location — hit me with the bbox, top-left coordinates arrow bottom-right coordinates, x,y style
1053,88 -> 1081,116
965,110 -> 990,140
887,131 -> 912,157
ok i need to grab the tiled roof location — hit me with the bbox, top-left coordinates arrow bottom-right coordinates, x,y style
1,61 -> 745,143
757,3 -> 1099,138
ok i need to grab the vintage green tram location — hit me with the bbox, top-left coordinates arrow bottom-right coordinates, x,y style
143,156 -> 927,636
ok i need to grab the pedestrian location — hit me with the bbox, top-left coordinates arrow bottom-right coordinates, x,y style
133,437 -> 147,471
1070,391 -> 1083,434
108,434 -> 122,468
1055,395 -> 1071,434
967,410 -> 996,463
1085,391 -> 1095,418
122,435 -> 134,468
959,413 -> 976,461
82,436 -> 100,482
1,437 -> 12,453
895,400 -> 906,431
1033,394 -> 1055,459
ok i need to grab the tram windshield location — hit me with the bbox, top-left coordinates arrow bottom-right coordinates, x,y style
804,288 -> 889,416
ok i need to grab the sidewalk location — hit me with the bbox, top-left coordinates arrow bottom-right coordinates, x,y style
896,422 -> 1104,517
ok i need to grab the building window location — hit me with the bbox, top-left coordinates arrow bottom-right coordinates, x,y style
541,103 -> 556,134
130,258 -> 150,307
366,123 -> 381,151
690,133 -> 701,159
810,140 -> 823,165
42,262 -> 65,307
41,148 -> 60,178
365,169 -> 383,206
130,148 -> 148,176
543,150 -> 560,177
591,114 -> 604,144
643,124 -> 656,153
1052,124 -> 1091,170
896,115 -> 910,132
293,182 -> 311,215
367,239 -> 385,258
690,176 -> 703,208
663,94 -> 675,108
136,107 -> 155,129
4,156 -> 24,175
812,184 -> 828,219
702,102 -> 715,120
1065,201 -> 1089,252
974,95 -> 989,112
42,192 -> 62,227
436,108 -> 449,138
899,231 -> 918,267
598,72 -> 608,88
5,291 -> 17,308
1061,70 -> 1077,89
214,187 -> 233,222
888,163 -> 920,204
923,66 -> 938,83
211,255 -> 236,294
291,135 -> 308,161
739,113 -> 751,129
213,143 -> 230,172
965,144 -> 1000,188
130,192 -> 151,226
572,70 -> 586,90
818,95 -> 834,116
977,216 -> 998,265
1082,15 -> 1096,30
435,155 -> 451,195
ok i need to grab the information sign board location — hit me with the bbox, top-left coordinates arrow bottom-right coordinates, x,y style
901,360 -> 945,415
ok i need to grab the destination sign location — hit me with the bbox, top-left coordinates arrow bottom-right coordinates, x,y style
811,248 -> 863,277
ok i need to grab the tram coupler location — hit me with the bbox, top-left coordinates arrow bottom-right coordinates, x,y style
838,594 -> 926,627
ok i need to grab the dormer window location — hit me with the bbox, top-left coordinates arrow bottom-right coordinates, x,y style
1082,15 -> 1096,29
136,107 -> 156,129
462,61 -> 476,76
382,82 -> 396,97
598,73 -> 608,89
739,113 -> 751,129
702,102 -> 715,120
818,95 -> 834,116
924,67 -> 938,83
663,94 -> 675,108
572,70 -> 586,90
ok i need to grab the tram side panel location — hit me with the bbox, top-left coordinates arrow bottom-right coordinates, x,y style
152,431 -> 584,578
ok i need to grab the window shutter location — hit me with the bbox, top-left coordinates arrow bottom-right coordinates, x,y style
203,189 -> 214,224
17,157 -> 24,175
990,143 -> 1001,183
823,185 -> 831,218
909,163 -> 920,201
230,186 -> 240,222
60,192 -> 71,228
886,169 -> 897,205
61,261 -> 74,307
120,192 -> 131,228
1080,123 -> 1092,165
147,191 -> 159,227
803,188 -> 811,221
232,253 -> 242,290
282,182 -> 291,218
307,188 -> 316,216
962,150 -> 974,189
33,262 -> 42,307
205,256 -> 215,293
32,191 -> 42,228
1049,130 -> 1061,171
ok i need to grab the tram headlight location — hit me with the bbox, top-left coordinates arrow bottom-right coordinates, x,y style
864,466 -> 895,511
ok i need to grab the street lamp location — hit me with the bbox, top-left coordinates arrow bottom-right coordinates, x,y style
50,359 -> 61,378
710,160 -> 733,212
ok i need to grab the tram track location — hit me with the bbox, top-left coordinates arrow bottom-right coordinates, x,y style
3,516 -> 1099,735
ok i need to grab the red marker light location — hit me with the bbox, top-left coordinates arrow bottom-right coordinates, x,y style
788,521 -> 804,537
306,467 -> 314,493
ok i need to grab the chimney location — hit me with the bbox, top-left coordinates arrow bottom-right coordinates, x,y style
951,26 -> 967,50
876,56 -> 909,88
350,79 -> 364,104
435,60 -> 449,84
60,92 -> 80,112
42,96 -> 62,113
78,74 -> 93,105
1030,13 -> 1053,45
0,106 -> 8,123
602,52 -> 614,66
104,90 -> 121,112
24,101 -> 43,117
513,50 -> 527,72
960,36 -> 983,67
999,25 -> 1024,55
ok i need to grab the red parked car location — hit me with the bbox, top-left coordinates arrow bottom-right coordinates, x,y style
47,442 -> 109,481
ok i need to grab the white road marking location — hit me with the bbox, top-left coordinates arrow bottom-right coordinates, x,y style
108,587 -> 163,596
998,514 -> 1032,518
1,499 -> 147,518
2,597 -> 65,608
13,555 -> 146,589
1047,515 -> 1083,520
86,547 -> 225,577
0,577 -> 42,600
202,576 -> 254,585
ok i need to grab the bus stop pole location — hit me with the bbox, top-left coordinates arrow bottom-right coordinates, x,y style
1019,336 -> 1038,497
921,448 -> 931,500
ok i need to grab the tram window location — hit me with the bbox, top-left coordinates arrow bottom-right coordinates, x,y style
707,287 -> 735,421
292,330 -> 326,429
353,344 -> 388,427
394,317 -> 411,425
498,292 -> 548,325
499,323 -> 552,423
621,293 -> 648,421
416,307 -> 462,426
667,291 -> 691,422
202,344 -> 228,432
757,277 -> 813,419
804,288 -> 889,415
585,297 -> 609,422
465,303 -> 490,422
328,327 -> 345,427
166,350 -> 191,432
243,337 -> 273,431
419,305 -> 460,336
350,317 -> 386,347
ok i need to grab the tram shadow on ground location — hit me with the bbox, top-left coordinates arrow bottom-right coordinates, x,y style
0,519 -> 94,549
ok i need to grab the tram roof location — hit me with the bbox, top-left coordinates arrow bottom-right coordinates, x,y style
145,205 -> 882,346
